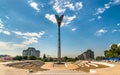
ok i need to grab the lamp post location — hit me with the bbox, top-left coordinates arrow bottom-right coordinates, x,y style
55,14 -> 64,63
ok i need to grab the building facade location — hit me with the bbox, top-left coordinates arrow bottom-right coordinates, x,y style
22,47 -> 40,58
0,55 -> 13,61
78,49 -> 94,60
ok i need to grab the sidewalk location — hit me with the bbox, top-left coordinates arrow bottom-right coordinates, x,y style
0,62 -> 28,75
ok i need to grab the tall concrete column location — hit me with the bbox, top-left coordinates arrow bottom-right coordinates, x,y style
55,14 -> 64,63
58,24 -> 61,63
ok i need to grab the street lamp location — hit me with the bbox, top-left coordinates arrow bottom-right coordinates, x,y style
55,14 -> 64,63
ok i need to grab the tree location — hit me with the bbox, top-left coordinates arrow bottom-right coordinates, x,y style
63,56 -> 68,61
117,46 -> 120,54
28,56 -> 37,60
104,44 -> 120,58
42,58 -> 48,62
111,44 -> 117,50
49,57 -> 53,61
62,56 -> 77,62
104,50 -> 109,58
37,57 -> 41,60
22,56 -> 28,60
42,54 -> 48,62
96,56 -> 105,60
75,57 -> 78,60
43,54 -> 46,59
13,56 -> 22,61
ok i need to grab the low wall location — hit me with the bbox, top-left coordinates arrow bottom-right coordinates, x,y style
91,61 -> 114,67
90,61 -> 115,73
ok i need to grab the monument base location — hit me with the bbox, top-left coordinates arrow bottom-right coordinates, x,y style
41,62 -> 78,71
55,62 -> 65,64
53,62 -> 66,68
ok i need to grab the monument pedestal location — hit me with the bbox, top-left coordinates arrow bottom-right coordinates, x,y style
51,62 -> 68,70
53,63 -> 65,67
41,62 -> 78,71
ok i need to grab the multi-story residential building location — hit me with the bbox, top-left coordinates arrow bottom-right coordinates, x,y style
78,49 -> 94,60
22,47 -> 40,58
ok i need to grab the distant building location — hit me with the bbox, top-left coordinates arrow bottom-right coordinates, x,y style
22,47 -> 40,58
0,55 -> 13,61
78,49 -> 94,60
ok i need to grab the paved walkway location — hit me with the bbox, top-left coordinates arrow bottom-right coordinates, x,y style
0,62 -> 28,75
95,63 -> 120,75
41,62 -> 78,70
33,70 -> 85,75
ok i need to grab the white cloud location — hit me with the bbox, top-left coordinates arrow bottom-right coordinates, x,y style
111,23 -> 120,33
48,0 -> 82,26
94,0 -> 120,16
45,14 -> 76,27
0,30 -> 45,50
0,41 -> 26,50
28,1 -> 40,12
52,0 -> 65,14
94,1 -> 112,15
0,42 -> 13,50
95,29 -> 107,36
0,19 -> 4,29
13,31 -> 45,45
0,30 -> 11,35
5,16 -> 10,19
22,37 -> 38,45
91,1 -> 114,21
97,16 -> 102,19
112,29 -> 120,33
0,42 -> 10,50
117,23 -> 120,26
64,2 -> 83,11
51,0 -> 83,14
95,8 -> 106,15
71,28 -> 77,31
104,4 -> 110,9
89,16 -> 102,22
112,29 -> 118,33
75,2 -> 83,10
0,19 -> 11,35
89,18 -> 95,22
62,15 -> 76,26
90,1 -> 113,21
13,31 -> 45,38
118,43 -> 120,46
114,0 -> 120,4
45,14 -> 56,24
64,2 -> 75,10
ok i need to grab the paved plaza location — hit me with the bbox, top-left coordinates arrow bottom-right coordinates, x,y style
0,61 -> 120,75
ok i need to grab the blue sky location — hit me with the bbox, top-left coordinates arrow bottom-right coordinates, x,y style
0,0 -> 120,57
